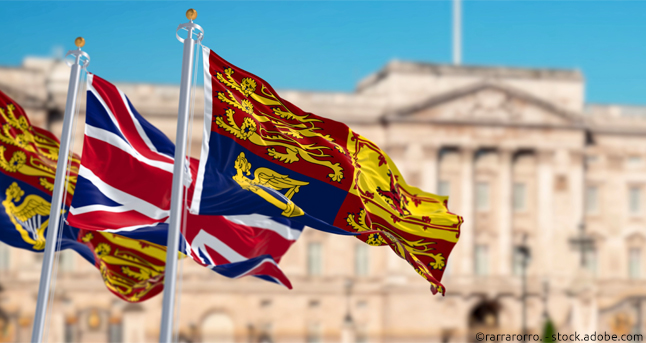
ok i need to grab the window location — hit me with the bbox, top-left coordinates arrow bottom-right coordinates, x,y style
629,248 -> 642,280
438,180 -> 451,197
108,319 -> 123,343
201,313 -> 234,343
356,328 -> 368,343
629,187 -> 642,215
0,241 -> 9,271
628,156 -> 643,167
586,155 -> 598,165
474,245 -> 489,276
512,247 -> 524,276
476,182 -> 490,211
355,244 -> 369,276
306,323 -> 322,343
584,249 -> 598,276
258,323 -> 273,343
513,183 -> 527,212
59,250 -> 75,272
64,319 -> 77,343
260,299 -> 272,308
585,186 -> 598,214
555,175 -> 568,192
308,300 -> 320,308
307,243 -> 322,276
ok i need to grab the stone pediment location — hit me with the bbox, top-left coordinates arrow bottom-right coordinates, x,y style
385,82 -> 583,127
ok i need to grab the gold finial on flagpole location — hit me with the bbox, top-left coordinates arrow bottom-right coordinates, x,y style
75,37 -> 85,48
186,9 -> 197,21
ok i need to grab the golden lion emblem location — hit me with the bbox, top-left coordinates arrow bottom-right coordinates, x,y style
0,104 -> 78,195
214,67 -> 345,182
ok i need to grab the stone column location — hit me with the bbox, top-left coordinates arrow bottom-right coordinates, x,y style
569,272 -> 598,334
422,145 -> 439,193
498,148 -> 513,276
388,145 -> 407,181
459,147 -> 475,275
341,321 -> 356,343
404,144 -> 424,187
537,150 -> 554,275
47,312 -> 64,343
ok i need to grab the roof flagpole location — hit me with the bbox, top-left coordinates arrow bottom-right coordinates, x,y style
453,0 -> 462,65
159,9 -> 203,342
31,37 -> 90,343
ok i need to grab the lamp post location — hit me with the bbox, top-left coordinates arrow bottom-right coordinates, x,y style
342,278 -> 355,343
570,139 -> 595,270
542,280 -> 550,319
247,323 -> 255,343
516,234 -> 531,339
634,300 -> 643,335
569,223 -> 595,269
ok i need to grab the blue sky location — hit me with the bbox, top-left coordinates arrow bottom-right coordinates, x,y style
2,1 -> 646,105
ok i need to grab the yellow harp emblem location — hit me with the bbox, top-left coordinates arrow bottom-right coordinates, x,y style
3,182 -> 51,250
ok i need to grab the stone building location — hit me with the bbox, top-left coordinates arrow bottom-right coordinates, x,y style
0,55 -> 645,342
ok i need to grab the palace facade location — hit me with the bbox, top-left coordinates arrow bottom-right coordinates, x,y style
1,56 -> 646,342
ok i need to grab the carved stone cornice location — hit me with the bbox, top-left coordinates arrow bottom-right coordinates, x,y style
383,81 -> 584,126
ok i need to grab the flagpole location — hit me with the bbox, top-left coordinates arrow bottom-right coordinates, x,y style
453,0 -> 462,65
160,9 -> 203,342
31,37 -> 89,343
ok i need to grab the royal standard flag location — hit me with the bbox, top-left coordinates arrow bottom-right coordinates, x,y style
191,47 -> 463,294
0,89 -> 168,302
0,89 -> 86,254
76,229 -> 167,302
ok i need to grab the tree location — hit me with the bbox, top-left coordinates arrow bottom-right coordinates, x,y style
543,318 -> 556,343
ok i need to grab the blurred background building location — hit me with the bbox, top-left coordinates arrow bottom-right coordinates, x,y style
0,54 -> 646,343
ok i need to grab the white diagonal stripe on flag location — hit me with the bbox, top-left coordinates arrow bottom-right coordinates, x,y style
85,124 -> 174,173
117,89 -> 172,161
223,214 -> 301,241
103,222 -> 167,233
69,204 -> 131,216
78,166 -> 169,220
191,229 -> 246,263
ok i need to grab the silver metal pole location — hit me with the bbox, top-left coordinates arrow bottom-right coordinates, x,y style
159,10 -> 203,342
453,0 -> 462,65
31,37 -> 90,343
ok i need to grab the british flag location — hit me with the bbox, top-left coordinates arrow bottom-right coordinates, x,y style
67,74 -> 301,288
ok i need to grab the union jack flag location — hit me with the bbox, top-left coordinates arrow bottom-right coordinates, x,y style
67,74 -> 300,288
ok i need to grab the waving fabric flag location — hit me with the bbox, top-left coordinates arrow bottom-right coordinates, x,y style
78,229 -> 168,302
0,89 -> 168,302
67,73 -> 174,243
67,74 -> 300,288
0,89 -> 85,252
192,46 -> 463,294
185,213 -> 299,287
